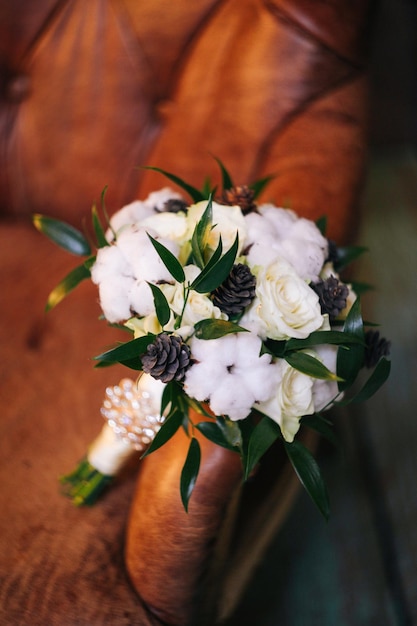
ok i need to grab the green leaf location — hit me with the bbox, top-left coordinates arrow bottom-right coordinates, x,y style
91,204 -> 109,248
191,232 -> 239,294
33,214 -> 91,256
143,408 -> 185,457
263,338 -> 287,358
193,319 -> 248,340
195,421 -> 238,451
189,237 -> 223,291
196,421 -> 240,451
301,414 -> 339,448
341,357 -> 391,405
285,331 -> 364,353
147,234 -> 185,283
334,245 -> 368,272
160,381 -> 179,416
250,174 -> 275,199
147,282 -> 171,327
93,335 -> 155,365
142,166 -> 206,203
45,259 -> 93,311
315,216 -> 327,236
100,185 -> 117,241
337,298 -> 364,391
180,438 -> 201,512
284,438 -> 330,520
244,416 -> 282,480
213,156 -> 234,190
285,352 -> 342,381
191,196 -> 213,269
201,176 -> 215,198
216,416 -> 243,449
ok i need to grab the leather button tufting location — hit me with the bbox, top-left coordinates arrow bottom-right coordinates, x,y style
6,74 -> 31,103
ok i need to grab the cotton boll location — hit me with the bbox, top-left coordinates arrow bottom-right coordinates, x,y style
209,376 -> 254,421
291,217 -> 328,249
236,357 -> 279,402
117,226 -> 179,284
277,238 -> 327,282
185,332 -> 277,420
258,205 -> 298,239
108,201 -> 154,238
244,211 -> 276,248
144,187 -> 184,211
287,218 -> 328,280
97,274 -> 134,323
128,280 -> 156,317
232,332 -> 263,366
91,245 -> 131,283
245,242 -> 281,269
190,335 -> 235,369
184,361 -> 226,402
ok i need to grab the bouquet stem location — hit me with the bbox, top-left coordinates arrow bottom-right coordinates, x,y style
60,423 -> 135,506
60,458 -> 114,506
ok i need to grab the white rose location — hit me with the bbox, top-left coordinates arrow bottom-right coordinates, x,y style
139,212 -> 189,247
257,359 -> 315,442
125,315 -> 162,338
187,200 -> 247,255
255,257 -> 323,340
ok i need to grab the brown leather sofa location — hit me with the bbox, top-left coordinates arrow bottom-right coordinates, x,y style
0,2 -> 374,624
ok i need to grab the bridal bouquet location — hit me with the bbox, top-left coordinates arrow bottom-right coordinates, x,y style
34,163 -> 390,516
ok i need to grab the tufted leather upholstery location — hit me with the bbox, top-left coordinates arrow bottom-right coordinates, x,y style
1,0 -> 372,241
0,1 -> 374,624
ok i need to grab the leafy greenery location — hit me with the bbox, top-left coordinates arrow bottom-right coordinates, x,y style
285,352 -> 342,381
147,234 -> 185,283
243,416 -> 282,480
33,214 -> 92,256
45,258 -> 94,311
181,438 -> 201,512
337,298 -> 364,391
147,282 -> 171,327
284,437 -> 330,520
142,166 -> 206,203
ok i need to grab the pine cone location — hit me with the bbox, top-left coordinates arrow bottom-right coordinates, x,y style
141,333 -> 191,383
364,330 -> 391,368
212,263 -> 256,317
219,185 -> 257,215
311,275 -> 349,320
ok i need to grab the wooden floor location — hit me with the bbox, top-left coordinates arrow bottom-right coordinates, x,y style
225,146 -> 417,626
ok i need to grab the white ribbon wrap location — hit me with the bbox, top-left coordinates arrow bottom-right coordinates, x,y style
87,423 -> 133,476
